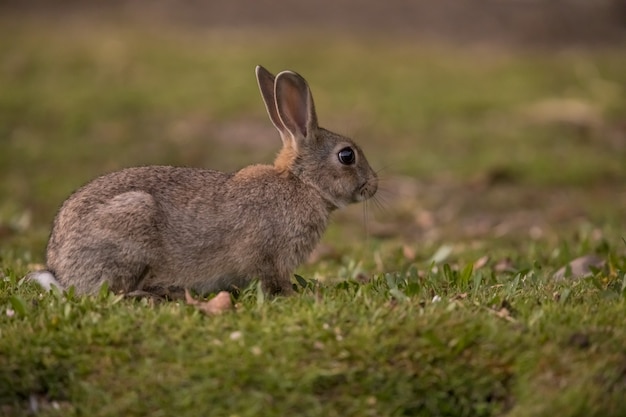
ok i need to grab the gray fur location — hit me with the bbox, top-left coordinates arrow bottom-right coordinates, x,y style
29,66 -> 378,296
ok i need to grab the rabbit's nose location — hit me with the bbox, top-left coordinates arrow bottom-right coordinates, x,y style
357,178 -> 378,201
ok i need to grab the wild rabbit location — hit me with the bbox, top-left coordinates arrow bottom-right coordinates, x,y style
30,66 -> 378,296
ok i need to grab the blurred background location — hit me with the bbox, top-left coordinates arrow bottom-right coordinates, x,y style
5,0 -> 626,45
1,0 -> 625,262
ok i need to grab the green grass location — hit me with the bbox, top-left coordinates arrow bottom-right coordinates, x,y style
2,241 -> 626,416
1,16 -> 626,416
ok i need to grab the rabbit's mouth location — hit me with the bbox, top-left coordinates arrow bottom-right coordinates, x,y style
356,179 -> 378,202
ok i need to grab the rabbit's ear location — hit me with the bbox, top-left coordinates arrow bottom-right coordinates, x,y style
256,65 -> 290,143
274,71 -> 319,143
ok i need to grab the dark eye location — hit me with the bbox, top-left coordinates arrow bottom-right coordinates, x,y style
337,147 -> 356,165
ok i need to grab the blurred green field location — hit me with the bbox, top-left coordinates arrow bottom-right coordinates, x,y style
1,16 -> 626,417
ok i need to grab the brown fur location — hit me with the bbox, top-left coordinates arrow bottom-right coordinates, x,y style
31,66 -> 378,296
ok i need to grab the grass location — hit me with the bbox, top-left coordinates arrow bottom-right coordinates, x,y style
2,242 -> 626,416
1,15 -> 626,416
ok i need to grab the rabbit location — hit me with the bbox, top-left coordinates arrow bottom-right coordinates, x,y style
28,65 -> 378,297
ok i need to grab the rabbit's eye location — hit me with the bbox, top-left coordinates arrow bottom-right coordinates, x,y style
338,147 -> 356,165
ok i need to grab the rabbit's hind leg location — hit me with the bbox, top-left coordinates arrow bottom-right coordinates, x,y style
50,191 -> 162,295
89,191 -> 162,294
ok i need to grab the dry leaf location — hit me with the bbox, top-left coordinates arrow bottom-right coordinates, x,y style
185,290 -> 233,315
490,307 -> 517,323
374,251 -> 384,272
496,307 -> 511,319
473,255 -> 489,270
402,245 -> 416,260
553,255 -> 605,280
27,263 -> 46,271
494,258 -> 515,273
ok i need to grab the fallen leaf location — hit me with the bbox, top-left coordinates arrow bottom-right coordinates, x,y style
429,244 -> 453,264
185,290 -> 233,315
374,251 -> 384,272
489,306 -> 517,323
473,255 -> 489,270
553,255 -> 605,280
27,263 -> 46,271
229,330 -> 243,341
402,245 -> 416,260
494,258 -> 515,273
496,307 -> 511,319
